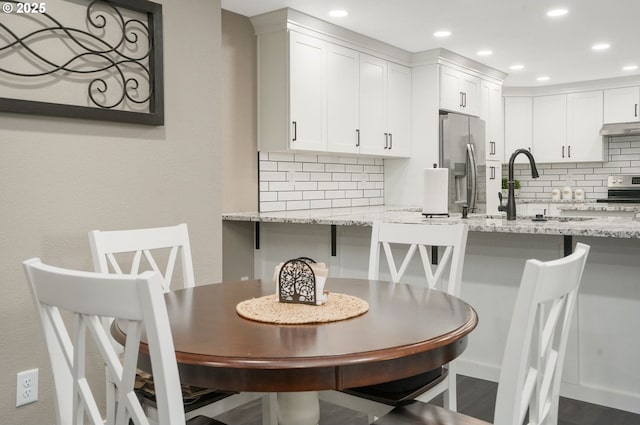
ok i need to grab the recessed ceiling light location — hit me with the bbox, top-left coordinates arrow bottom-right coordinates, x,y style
510,64 -> 525,70
433,31 -> 451,38
537,76 -> 550,82
592,43 -> 610,51
547,8 -> 568,17
477,50 -> 493,56
329,9 -> 348,18
623,65 -> 638,71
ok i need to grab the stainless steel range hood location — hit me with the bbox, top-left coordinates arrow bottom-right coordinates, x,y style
600,121 -> 640,136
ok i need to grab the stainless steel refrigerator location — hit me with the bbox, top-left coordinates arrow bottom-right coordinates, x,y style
439,112 -> 486,214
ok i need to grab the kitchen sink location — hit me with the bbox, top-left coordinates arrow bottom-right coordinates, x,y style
532,216 -> 594,222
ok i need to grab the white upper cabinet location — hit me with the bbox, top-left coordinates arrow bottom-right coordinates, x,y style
289,31 -> 327,151
440,65 -> 480,116
533,94 -> 567,163
480,80 -> 504,161
566,90 -> 604,162
603,86 -> 640,123
504,97 -> 533,163
358,54 -> 388,156
532,91 -> 605,163
255,23 -> 410,157
358,54 -> 411,157
327,44 -> 360,154
386,62 -> 412,157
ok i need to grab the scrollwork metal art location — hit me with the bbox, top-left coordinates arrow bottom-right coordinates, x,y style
278,257 -> 318,305
0,0 -> 164,125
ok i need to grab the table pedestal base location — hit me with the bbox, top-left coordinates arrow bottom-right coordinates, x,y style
277,391 -> 320,425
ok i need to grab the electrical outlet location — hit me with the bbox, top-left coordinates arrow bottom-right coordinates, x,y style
16,369 -> 38,407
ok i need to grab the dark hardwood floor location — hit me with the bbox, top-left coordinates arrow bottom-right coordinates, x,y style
215,375 -> 640,425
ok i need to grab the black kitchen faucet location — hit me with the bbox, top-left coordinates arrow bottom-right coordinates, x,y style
498,149 -> 540,220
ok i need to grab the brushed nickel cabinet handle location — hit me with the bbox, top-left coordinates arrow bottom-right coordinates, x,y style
292,121 -> 297,141
384,133 -> 389,149
355,129 -> 360,147
389,133 -> 393,149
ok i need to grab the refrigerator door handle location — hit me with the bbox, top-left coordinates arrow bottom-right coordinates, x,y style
466,143 -> 478,211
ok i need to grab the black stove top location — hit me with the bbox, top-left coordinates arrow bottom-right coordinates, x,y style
596,198 -> 640,203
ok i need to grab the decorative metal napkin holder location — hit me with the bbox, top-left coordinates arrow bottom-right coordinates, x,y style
277,257 -> 327,306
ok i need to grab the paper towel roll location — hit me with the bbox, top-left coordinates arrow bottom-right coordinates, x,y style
422,168 -> 449,216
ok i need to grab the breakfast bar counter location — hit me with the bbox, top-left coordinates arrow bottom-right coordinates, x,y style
223,205 -> 640,238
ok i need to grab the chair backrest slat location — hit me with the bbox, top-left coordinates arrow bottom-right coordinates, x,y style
368,222 -> 469,296
493,243 -> 590,425
89,223 -> 195,293
23,258 -> 186,425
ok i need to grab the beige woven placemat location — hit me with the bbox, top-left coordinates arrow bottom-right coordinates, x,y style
236,293 -> 369,324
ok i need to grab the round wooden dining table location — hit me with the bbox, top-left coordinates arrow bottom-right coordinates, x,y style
113,278 -> 477,425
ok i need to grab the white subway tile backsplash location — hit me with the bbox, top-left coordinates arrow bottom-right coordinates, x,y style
332,199 -> 351,208
325,190 -> 346,199
269,182 -> 295,191
310,199 -> 332,209
278,162 -> 303,172
259,161 -> 278,171
303,163 -> 325,172
332,173 -> 352,181
346,165 -> 364,173
507,138 -> 640,201
339,181 -> 358,190
345,190 -> 364,198
310,172 -> 332,181
261,201 -> 287,212
260,192 -> 277,202
318,181 -> 340,190
278,191 -> 303,201
286,200 -> 311,210
260,171 -> 287,181
326,164 -> 346,172
338,156 -> 359,164
293,181 -> 318,191
294,153 -> 318,162
352,198 -> 370,207
303,191 -> 325,200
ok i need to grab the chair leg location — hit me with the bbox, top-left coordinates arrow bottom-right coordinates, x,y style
442,363 -> 457,412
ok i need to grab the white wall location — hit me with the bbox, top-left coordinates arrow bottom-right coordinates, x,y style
0,1 -> 223,422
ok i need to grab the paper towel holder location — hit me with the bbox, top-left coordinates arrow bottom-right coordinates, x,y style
422,164 -> 450,218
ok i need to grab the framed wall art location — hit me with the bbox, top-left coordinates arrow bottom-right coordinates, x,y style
0,0 -> 164,125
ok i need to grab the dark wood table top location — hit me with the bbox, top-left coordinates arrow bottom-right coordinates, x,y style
114,278 -> 477,392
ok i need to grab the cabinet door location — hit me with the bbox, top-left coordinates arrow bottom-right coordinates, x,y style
459,73 -> 480,116
485,160 -> 502,215
567,90 -> 605,162
289,31 -> 326,151
603,86 -> 640,124
327,44 -> 359,154
504,97 -> 532,163
359,54 -> 387,155
533,94 -> 566,163
440,66 -> 463,113
385,62 -> 411,158
481,81 -> 504,161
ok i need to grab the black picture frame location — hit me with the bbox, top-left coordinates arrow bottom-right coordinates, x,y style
0,0 -> 164,125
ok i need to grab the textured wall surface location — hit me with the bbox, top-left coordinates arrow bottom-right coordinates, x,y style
0,1 -> 222,423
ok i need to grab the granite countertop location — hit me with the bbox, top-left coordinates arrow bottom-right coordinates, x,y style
223,206 -> 640,239
519,199 -> 640,212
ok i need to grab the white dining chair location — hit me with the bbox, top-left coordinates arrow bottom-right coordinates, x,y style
320,222 -> 469,419
22,258 -> 227,425
371,243 -> 590,425
88,224 -> 267,424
